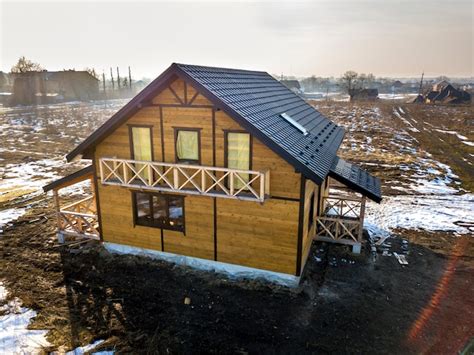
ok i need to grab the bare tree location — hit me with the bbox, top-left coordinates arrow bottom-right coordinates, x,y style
340,70 -> 359,99
85,67 -> 99,79
10,56 -> 44,73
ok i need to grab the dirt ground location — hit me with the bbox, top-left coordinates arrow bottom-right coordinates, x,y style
0,100 -> 473,353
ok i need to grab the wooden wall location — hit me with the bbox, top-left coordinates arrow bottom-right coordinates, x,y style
299,179 -> 319,274
94,77 -> 302,275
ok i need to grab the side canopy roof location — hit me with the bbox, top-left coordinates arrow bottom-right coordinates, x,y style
66,63 -> 381,202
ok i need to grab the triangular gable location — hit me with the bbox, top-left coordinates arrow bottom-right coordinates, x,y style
66,63 -> 381,203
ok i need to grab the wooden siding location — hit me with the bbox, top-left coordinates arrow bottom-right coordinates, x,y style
300,179 -> 319,274
94,77 -> 303,275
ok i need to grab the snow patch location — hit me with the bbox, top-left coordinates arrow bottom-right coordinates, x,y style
65,339 -> 113,355
0,208 -> 27,231
0,281 -> 51,354
434,129 -> 468,141
365,194 -> 474,235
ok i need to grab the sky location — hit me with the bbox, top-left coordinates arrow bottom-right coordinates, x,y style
0,0 -> 472,79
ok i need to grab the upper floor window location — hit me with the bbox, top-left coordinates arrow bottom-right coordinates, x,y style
133,192 -> 185,232
225,131 -> 251,189
129,125 -> 153,180
130,126 -> 153,161
175,128 -> 200,164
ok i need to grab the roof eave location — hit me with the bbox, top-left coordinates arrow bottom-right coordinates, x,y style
65,64 -> 180,162
328,170 -> 382,203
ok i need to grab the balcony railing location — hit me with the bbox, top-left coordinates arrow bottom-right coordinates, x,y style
57,196 -> 100,240
314,195 -> 366,246
99,158 -> 270,202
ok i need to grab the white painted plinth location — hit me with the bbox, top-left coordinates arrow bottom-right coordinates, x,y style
103,242 -> 300,287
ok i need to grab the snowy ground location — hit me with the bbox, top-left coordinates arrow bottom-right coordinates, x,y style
0,281 -> 50,353
314,102 -> 474,238
0,100 -> 473,352
1,280 -> 113,354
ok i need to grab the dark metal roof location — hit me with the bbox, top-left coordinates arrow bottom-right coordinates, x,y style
329,157 -> 382,203
43,165 -> 93,192
176,63 -> 345,184
65,63 -> 381,201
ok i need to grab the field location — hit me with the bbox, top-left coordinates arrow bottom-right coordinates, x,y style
0,99 -> 473,353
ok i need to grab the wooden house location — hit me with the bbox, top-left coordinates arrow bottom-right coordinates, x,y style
349,88 -> 379,101
10,70 -> 99,105
44,63 -> 382,286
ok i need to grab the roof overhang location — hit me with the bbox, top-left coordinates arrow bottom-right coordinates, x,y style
64,63 -> 343,185
329,157 -> 382,203
43,165 -> 93,192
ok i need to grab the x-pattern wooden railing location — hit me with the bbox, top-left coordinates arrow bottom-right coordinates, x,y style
58,196 -> 99,240
323,195 -> 362,218
99,158 -> 270,202
314,195 -> 366,246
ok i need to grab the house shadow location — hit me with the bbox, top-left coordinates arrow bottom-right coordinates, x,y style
58,235 -> 473,354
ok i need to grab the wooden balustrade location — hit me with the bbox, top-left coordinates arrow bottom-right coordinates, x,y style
99,158 -> 270,202
314,195 -> 366,246
57,196 -> 99,240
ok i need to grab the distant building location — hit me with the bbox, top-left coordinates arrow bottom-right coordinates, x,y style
9,70 -> 100,106
393,80 -> 404,88
414,80 -> 471,105
432,80 -> 450,92
350,88 -> 379,101
0,71 -> 13,92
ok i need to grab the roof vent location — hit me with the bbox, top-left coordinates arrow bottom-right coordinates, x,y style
280,113 -> 308,136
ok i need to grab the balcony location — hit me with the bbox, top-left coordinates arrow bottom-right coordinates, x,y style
314,195 -> 366,247
99,158 -> 270,202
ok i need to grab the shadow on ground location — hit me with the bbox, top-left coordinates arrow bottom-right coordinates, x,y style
1,203 -> 473,354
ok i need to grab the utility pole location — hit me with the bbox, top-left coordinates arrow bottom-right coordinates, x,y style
117,67 -> 121,90
102,71 -> 107,107
110,67 -> 115,91
418,71 -> 424,95
128,66 -> 132,90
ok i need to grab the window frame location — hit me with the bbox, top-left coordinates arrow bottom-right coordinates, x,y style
173,127 -> 202,165
224,130 -> 253,190
128,124 -> 154,161
131,191 -> 185,233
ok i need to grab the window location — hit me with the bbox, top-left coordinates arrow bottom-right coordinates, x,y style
175,129 -> 200,164
308,192 -> 315,231
225,132 -> 251,189
133,192 -> 184,232
130,126 -> 153,180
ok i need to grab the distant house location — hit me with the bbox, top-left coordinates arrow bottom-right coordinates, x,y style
417,81 -> 472,105
9,70 -> 100,105
0,71 -> 13,92
281,80 -> 302,94
350,88 -> 379,101
432,80 -> 450,92
393,80 -> 404,88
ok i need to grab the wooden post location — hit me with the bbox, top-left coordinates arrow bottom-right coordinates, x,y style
358,196 -> 366,242
265,170 -> 270,197
201,169 -> 206,192
173,168 -> 179,189
53,190 -> 61,228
